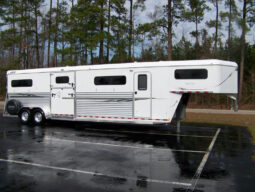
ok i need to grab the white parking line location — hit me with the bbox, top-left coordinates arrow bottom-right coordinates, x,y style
43,137 -> 207,154
189,128 -> 221,191
0,158 -> 191,187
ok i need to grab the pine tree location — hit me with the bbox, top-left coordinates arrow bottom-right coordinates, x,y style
47,0 -> 52,67
53,0 -> 60,67
110,0 -> 128,63
206,0 -> 221,57
166,0 -> 184,60
239,0 -> 255,99
136,23 -> 152,60
97,0 -> 107,64
220,0 -> 239,61
128,0 -> 133,62
31,0 -> 44,68
0,0 -> 20,64
184,0 -> 210,59
106,0 -> 111,63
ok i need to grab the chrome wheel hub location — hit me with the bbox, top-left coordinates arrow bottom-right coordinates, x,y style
34,112 -> 43,123
21,111 -> 29,122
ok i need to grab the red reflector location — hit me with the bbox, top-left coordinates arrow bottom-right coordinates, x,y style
84,115 -> 87,117
141,118 -> 145,120
95,116 -> 99,118
196,91 -> 200,93
101,116 -> 105,118
148,118 -> 152,120
204,91 -> 209,93
108,117 -> 112,119
156,119 -> 160,121
128,117 -> 132,119
114,117 -> 118,119
121,117 -> 125,119
89,116 -> 93,118
163,119 -> 168,121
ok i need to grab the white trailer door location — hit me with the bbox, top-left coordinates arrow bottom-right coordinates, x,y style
50,72 -> 75,117
134,72 -> 152,118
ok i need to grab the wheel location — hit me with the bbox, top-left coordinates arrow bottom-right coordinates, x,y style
32,109 -> 45,125
19,109 -> 31,125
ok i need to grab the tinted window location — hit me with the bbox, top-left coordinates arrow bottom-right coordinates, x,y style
175,69 -> 208,79
56,76 -> 69,84
94,76 -> 126,85
11,79 -> 32,87
138,74 -> 147,90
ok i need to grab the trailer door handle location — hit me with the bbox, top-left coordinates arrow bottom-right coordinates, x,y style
51,93 -> 56,97
135,91 -> 137,94
68,93 -> 74,97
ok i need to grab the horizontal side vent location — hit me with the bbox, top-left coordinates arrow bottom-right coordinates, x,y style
76,92 -> 133,117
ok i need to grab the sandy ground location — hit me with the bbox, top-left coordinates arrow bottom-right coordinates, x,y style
184,112 -> 255,127
186,108 -> 255,115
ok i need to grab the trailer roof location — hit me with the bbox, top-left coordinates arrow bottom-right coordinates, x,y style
7,59 -> 237,75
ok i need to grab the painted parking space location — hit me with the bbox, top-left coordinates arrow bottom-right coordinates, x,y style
0,116 -> 254,192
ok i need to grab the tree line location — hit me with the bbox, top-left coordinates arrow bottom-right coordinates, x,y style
0,0 -> 255,107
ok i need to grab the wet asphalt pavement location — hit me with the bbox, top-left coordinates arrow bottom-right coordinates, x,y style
0,115 -> 254,192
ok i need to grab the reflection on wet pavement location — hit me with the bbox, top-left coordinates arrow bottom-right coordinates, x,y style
0,116 -> 255,192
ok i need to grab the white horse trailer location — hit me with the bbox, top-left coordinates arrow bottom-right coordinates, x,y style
3,59 -> 238,125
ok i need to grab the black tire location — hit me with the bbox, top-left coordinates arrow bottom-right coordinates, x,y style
32,109 -> 45,125
19,108 -> 31,125
6,100 -> 21,115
